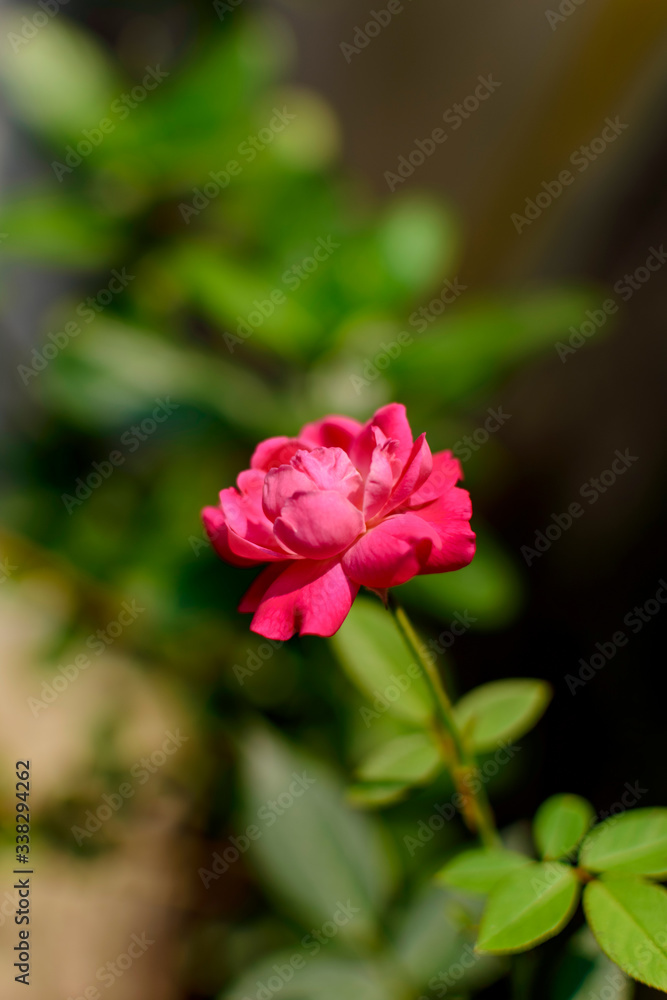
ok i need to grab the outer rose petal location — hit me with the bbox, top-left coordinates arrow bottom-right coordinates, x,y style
298,415 -> 364,452
251,436 -> 314,471
342,512 -> 441,588
202,506 -> 260,566
218,477 -> 286,557
351,402 -> 414,476
408,449 -> 463,506
274,490 -> 365,559
415,486 -> 476,572
248,559 -> 359,639
262,466 -> 314,521
238,562 -> 287,612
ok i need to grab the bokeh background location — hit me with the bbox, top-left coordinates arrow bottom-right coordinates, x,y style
1,0 -> 666,997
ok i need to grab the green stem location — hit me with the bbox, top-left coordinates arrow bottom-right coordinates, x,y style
388,597 -> 500,848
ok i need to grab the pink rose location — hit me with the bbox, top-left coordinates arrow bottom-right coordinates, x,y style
202,403 -> 475,639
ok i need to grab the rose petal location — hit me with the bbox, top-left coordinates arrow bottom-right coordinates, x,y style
299,415 -> 364,452
415,486 -> 476,572
363,430 -> 401,520
291,447 -> 364,507
274,490 -> 365,559
251,436 -> 313,471
202,506 -> 260,566
342,512 -> 440,588
263,465 -> 314,521
248,559 -> 359,639
351,402 -> 414,476
408,449 -> 463,506
219,478 -> 283,554
381,432 -> 433,515
239,562 -> 288,612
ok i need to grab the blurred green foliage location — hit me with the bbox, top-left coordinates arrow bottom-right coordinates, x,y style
0,7 -> 611,997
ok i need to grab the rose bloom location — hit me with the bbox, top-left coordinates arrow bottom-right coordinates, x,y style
202,403 -> 475,639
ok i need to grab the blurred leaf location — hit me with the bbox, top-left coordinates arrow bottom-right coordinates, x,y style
579,809 -> 667,878
0,13 -> 118,140
454,678 -> 552,753
394,291 -> 598,402
346,782 -> 411,809
0,193 -> 119,267
330,596 -> 432,725
392,883 -> 503,990
238,725 -> 395,944
377,195 -> 459,296
477,862 -> 579,954
534,794 -> 595,862
437,847 -> 533,895
550,927 -> 632,1000
171,242 -> 322,358
356,732 -> 441,785
584,876 -> 667,992
399,526 -> 523,629
223,952 -> 400,1000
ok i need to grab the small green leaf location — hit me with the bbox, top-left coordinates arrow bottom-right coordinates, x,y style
330,596 -> 432,724
437,847 -> 533,894
535,794 -> 595,861
477,862 -> 580,954
346,782 -> 411,809
356,733 -> 441,785
454,679 -> 552,753
579,809 -> 667,878
584,876 -> 667,992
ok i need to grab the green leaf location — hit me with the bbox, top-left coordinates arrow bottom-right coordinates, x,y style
534,794 -> 595,861
0,194 -> 119,268
477,862 -> 580,954
579,809 -> 667,878
454,679 -> 552,753
356,733 -> 441,785
346,782 -> 411,809
549,926 -> 631,1000
584,876 -> 667,992
329,596 -> 432,725
238,725 -> 395,944
437,847 -> 533,894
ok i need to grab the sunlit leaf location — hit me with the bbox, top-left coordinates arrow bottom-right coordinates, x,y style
454,679 -> 552,753
584,876 -> 667,992
356,732 -> 441,785
477,862 -> 580,954
437,847 -> 533,894
579,809 -> 667,878
534,794 -> 595,861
